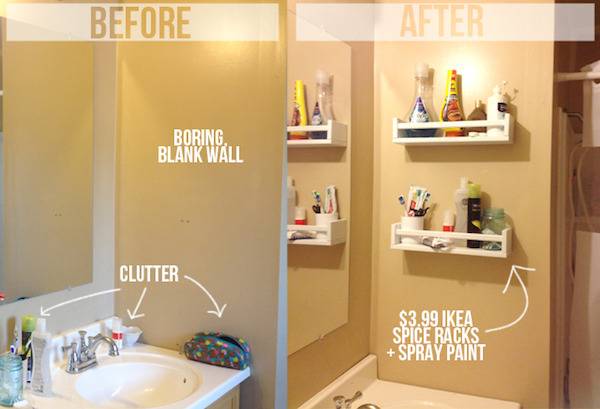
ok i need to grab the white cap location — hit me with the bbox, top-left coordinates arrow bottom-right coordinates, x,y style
36,318 -> 47,333
287,177 -> 293,187
460,177 -> 468,189
443,210 -> 455,227
295,207 -> 306,220
316,69 -> 329,85
415,63 -> 429,78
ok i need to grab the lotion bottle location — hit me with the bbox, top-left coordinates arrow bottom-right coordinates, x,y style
486,81 -> 508,138
31,318 -> 52,397
454,177 -> 469,247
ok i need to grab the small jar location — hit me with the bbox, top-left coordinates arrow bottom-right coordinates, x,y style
0,353 -> 23,407
482,208 -> 506,250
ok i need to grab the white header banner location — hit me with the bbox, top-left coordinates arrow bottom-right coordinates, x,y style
6,3 -> 279,41
296,3 -> 595,41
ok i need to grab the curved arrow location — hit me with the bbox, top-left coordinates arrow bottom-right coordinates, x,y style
184,275 -> 227,318
127,287 -> 147,320
485,265 -> 536,333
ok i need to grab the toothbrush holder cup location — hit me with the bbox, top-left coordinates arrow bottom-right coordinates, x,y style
315,212 -> 338,226
401,216 -> 425,244
315,212 -> 339,240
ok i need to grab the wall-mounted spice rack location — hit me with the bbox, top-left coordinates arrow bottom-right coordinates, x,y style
392,113 -> 514,146
288,219 -> 347,246
287,120 -> 347,148
390,222 -> 512,258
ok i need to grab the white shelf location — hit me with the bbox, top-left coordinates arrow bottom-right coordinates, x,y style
390,223 -> 512,258
287,120 -> 347,148
555,71 -> 600,82
392,113 -> 514,146
288,219 -> 347,246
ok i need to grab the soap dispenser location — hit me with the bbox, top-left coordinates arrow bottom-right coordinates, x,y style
31,318 -> 52,397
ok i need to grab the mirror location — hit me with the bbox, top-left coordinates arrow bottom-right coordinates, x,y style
286,6 -> 352,354
0,20 -> 94,304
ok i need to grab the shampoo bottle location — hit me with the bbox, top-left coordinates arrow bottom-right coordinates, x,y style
287,177 -> 296,225
440,69 -> 465,137
454,177 -> 469,247
31,318 -> 52,397
486,81 -> 508,138
467,183 -> 482,248
290,80 -> 308,140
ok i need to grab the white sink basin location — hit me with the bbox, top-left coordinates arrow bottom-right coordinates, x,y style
75,356 -> 200,408
27,343 -> 250,409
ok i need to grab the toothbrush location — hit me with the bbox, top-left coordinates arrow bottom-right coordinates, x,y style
398,195 -> 408,216
418,188 -> 428,210
312,191 -> 322,214
10,317 -> 21,355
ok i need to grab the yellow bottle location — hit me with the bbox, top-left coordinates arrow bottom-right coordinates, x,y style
290,80 -> 308,139
440,70 -> 465,137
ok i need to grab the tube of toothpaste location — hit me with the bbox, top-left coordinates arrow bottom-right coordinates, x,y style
324,185 -> 338,215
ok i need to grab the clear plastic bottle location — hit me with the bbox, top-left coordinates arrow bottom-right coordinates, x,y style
404,63 -> 437,138
311,70 -> 333,139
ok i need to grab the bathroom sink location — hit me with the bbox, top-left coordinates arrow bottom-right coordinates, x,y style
33,342 -> 250,409
75,355 -> 200,408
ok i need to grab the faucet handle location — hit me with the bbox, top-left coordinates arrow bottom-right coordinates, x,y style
344,391 -> 363,408
333,396 -> 345,409
78,330 -> 88,343
62,342 -> 79,372
61,341 -> 78,353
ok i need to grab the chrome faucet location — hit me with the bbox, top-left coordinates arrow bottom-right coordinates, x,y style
62,330 -> 119,374
333,391 -> 362,409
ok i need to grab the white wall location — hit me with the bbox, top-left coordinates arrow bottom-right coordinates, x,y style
0,43 -> 116,349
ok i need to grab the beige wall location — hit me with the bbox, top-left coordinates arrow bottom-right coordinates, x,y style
2,41 -> 93,300
287,27 -> 374,409
115,38 -> 285,409
372,42 -> 554,408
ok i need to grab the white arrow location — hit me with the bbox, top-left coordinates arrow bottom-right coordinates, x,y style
485,265 -> 536,333
40,288 -> 121,317
183,275 -> 227,318
127,287 -> 147,320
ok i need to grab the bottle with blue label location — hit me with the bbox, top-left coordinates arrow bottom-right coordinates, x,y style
405,63 -> 437,138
